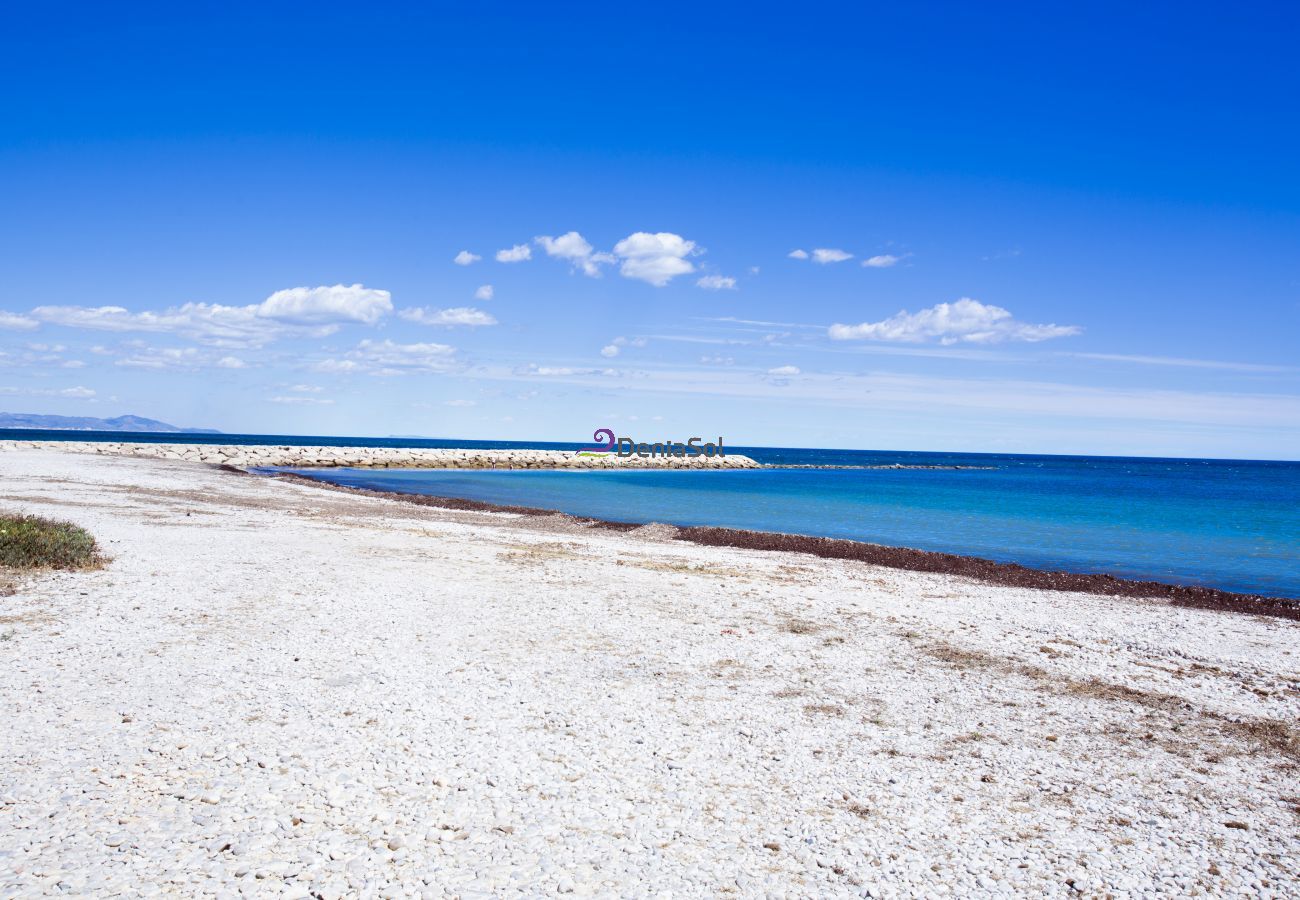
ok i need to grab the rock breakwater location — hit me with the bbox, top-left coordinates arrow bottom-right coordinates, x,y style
0,440 -> 761,470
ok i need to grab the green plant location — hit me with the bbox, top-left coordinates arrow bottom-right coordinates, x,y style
0,513 -> 101,570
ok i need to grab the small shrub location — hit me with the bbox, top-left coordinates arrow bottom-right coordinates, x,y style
0,513 -> 101,570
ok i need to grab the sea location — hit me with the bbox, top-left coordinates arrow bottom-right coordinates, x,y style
6,430 -> 1298,598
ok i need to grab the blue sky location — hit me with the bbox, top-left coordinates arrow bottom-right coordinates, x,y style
2,2 -> 1298,458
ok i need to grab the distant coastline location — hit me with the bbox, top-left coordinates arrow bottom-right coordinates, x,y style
0,413 -> 219,434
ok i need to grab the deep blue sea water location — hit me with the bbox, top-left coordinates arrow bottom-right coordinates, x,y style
6,430 -> 1297,598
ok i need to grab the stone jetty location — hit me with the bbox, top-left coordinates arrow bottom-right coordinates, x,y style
0,440 -> 761,470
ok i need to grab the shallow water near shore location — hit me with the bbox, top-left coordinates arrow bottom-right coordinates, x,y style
282,450 -> 1300,598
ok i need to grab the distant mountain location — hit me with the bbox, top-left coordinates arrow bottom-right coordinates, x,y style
0,412 -> 221,434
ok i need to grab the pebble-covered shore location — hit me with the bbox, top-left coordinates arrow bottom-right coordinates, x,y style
0,440 -> 760,470
1,450 -> 1297,898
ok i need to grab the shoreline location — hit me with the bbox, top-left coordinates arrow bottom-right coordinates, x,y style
271,470 -> 1300,622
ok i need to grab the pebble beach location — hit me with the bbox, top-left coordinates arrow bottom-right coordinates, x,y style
1,447 -> 1298,898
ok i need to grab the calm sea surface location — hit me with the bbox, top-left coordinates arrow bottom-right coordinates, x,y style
6,430 -> 1297,597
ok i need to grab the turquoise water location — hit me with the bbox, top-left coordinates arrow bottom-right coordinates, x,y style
279,450 -> 1300,598
4,429 -> 1295,596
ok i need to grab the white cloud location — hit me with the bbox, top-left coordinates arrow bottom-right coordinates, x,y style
600,344 -> 620,358
612,232 -> 698,286
268,395 -> 335,406
787,249 -> 809,260
288,384 -> 323,392
863,254 -> 900,268
495,244 -> 532,263
30,284 -> 393,348
1066,352 -> 1295,373
516,363 -> 619,377
258,284 -> 392,325
768,365 -> 801,375
114,347 -> 203,369
474,284 -> 494,301
453,250 -> 481,266
696,275 -> 737,291
312,359 -> 362,374
61,360 -> 86,369
0,385 -> 95,398
346,338 -> 459,375
444,399 -> 476,407
812,248 -> 853,264
217,356 -> 246,369
535,231 -> 615,277
829,298 -> 1081,345
0,312 -> 39,331
398,306 -> 497,327
700,354 -> 735,365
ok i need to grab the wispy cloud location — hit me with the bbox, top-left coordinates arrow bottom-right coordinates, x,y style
812,248 -> 853,264
862,254 -> 901,268
830,298 -> 1080,345
696,274 -> 737,291
474,285 -> 494,301
787,249 -> 809,260
268,395 -> 334,405
314,339 -> 460,376
1066,352 -> 1295,373
30,284 -> 393,348
399,306 -> 497,327
0,385 -> 95,398
453,250 -> 481,266
0,312 -> 38,331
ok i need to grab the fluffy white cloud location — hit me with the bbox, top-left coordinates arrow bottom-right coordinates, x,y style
453,250 -> 481,266
398,306 -> 497,327
474,284 -> 494,301
258,284 -> 392,325
829,298 -> 1081,345
600,344 -> 620,358
787,249 -> 809,260
768,365 -> 801,375
612,232 -> 698,286
0,311 -> 38,331
812,248 -> 853,264
535,231 -> 615,277
863,254 -> 900,268
696,275 -> 737,291
30,284 -> 393,348
217,356 -> 247,369
496,244 -> 532,263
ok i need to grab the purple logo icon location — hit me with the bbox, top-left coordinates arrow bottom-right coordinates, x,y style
576,427 -> 616,455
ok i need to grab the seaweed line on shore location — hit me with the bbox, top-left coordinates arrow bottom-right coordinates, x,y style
257,468 -> 1300,623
